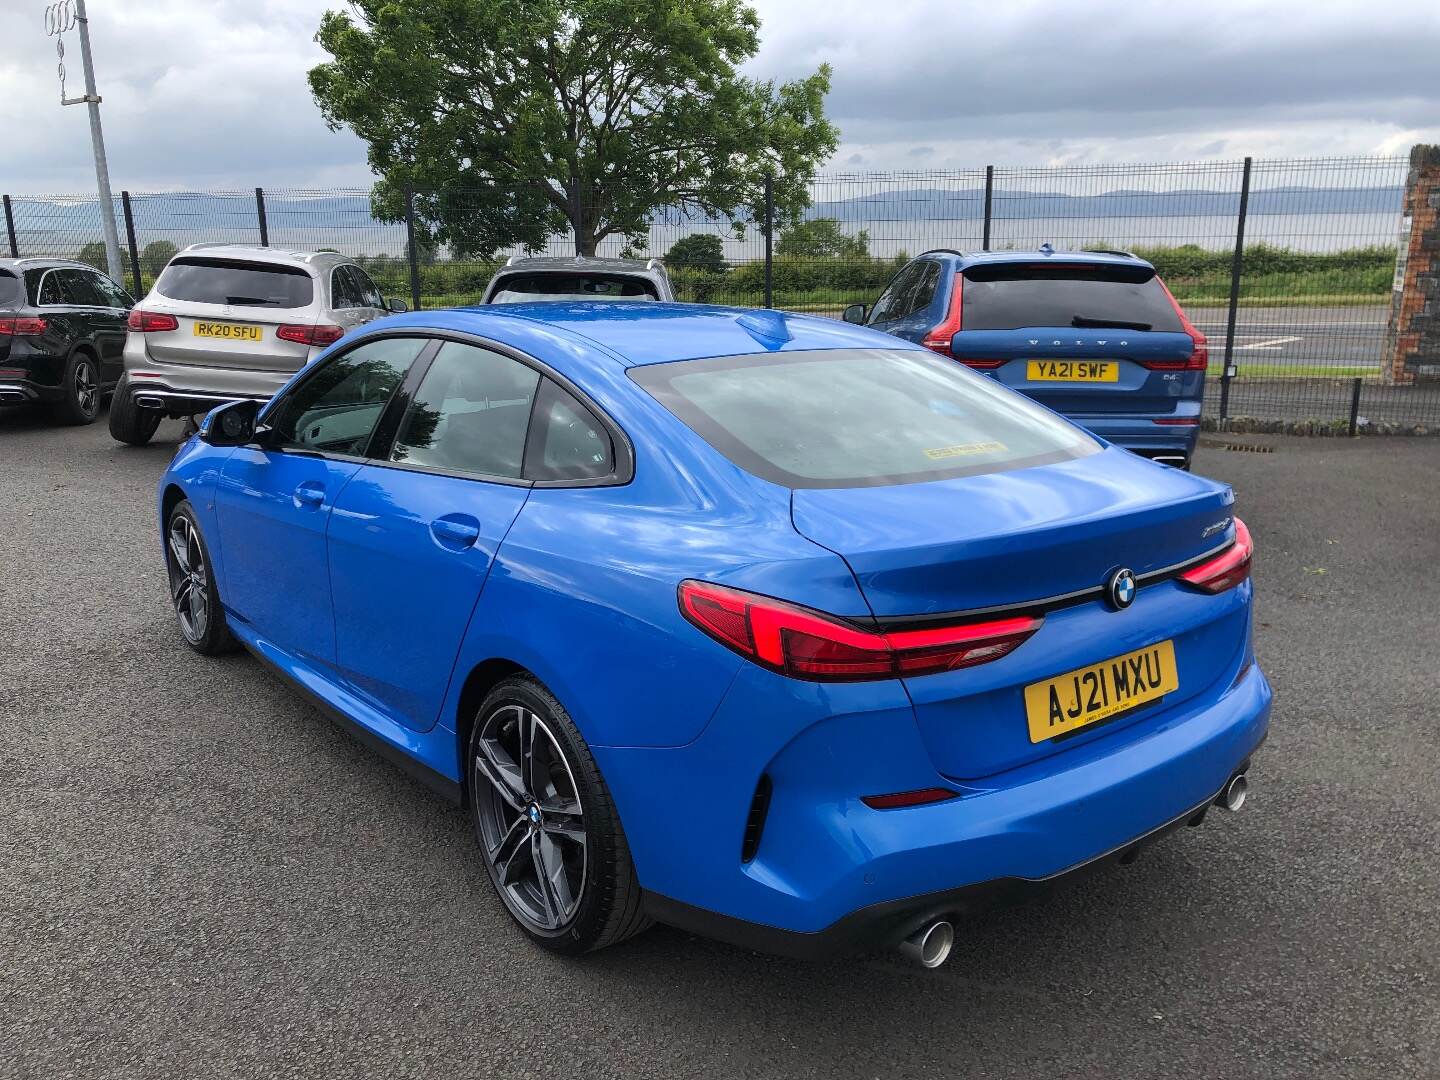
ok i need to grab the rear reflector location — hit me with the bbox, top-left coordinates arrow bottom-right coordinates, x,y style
956,358 -> 1006,370
277,324 -> 345,347
1178,517 -> 1253,594
1154,417 -> 1200,425
126,310 -> 178,333
861,787 -> 958,810
678,580 -> 1042,682
0,317 -> 47,336
921,272 -> 964,355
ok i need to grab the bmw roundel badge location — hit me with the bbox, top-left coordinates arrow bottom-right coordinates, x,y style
1106,568 -> 1137,611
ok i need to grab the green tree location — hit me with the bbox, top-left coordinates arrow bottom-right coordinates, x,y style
776,218 -> 870,261
309,0 -> 838,257
140,240 -> 179,276
664,233 -> 728,273
75,242 -> 111,272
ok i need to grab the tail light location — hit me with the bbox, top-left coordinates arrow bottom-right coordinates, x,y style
127,310 -> 178,332
920,273 -> 964,356
1178,518 -> 1253,594
1140,277 -> 1208,371
0,317 -> 48,336
678,580 -> 1042,682
277,324 -> 345,347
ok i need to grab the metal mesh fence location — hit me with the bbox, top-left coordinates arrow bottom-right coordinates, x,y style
6,154 -> 1435,432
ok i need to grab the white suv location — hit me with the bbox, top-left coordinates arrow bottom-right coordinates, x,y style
109,244 -> 406,445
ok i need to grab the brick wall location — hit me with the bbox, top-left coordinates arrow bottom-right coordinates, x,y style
1384,144 -> 1440,384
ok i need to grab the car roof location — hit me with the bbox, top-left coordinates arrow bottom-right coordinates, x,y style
357,303 -> 913,377
921,247 -> 1157,271
0,257 -> 105,273
174,244 -> 351,269
496,255 -> 668,276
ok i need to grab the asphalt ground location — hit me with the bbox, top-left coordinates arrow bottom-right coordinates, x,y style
2,408 -> 1438,1079
1188,304 -> 1387,370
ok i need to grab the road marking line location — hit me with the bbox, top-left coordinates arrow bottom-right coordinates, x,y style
1238,336 -> 1303,350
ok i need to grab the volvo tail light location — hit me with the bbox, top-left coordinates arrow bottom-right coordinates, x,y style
1140,277 -> 1209,371
277,324 -> 345,347
920,273 -> 964,356
678,580 -> 1042,682
0,317 -> 48,336
126,310 -> 178,332
1178,518 -> 1253,594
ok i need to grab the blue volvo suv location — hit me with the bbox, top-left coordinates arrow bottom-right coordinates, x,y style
846,248 -> 1207,469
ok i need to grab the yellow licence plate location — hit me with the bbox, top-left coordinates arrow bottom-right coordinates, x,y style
193,321 -> 263,342
1027,359 -> 1118,382
1024,640 -> 1178,743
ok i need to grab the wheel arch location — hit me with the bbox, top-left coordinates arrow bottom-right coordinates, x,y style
161,482 -> 189,527
455,657 -> 532,795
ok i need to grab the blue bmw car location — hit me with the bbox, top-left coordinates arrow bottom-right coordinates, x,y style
159,303 -> 1269,964
846,247 -> 1208,469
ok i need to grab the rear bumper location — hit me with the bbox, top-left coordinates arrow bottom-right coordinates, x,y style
0,379 -> 65,405
124,381 -> 270,415
122,337 -> 302,406
617,660 -> 1271,953
645,762 -> 1256,959
1073,414 -> 1202,462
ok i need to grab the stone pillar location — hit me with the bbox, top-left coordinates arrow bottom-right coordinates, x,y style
1383,144 -> 1440,384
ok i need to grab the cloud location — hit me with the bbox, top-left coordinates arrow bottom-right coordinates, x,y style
0,0 -> 1436,194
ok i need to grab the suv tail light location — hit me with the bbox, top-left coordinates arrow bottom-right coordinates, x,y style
127,310 -> 178,333
1140,278 -> 1208,371
277,324 -> 345,347
920,272 -> 964,356
0,317 -> 48,336
678,580 -> 1042,682
1178,518 -> 1253,594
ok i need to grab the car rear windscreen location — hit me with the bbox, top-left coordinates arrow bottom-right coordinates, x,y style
491,273 -> 657,303
0,270 -> 21,307
630,348 -> 1098,489
961,263 -> 1184,333
155,258 -> 314,308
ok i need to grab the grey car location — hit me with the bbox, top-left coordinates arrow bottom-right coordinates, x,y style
480,255 -> 675,304
109,244 -> 406,445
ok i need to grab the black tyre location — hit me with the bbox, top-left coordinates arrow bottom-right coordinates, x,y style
468,676 -> 651,954
108,376 -> 163,446
50,351 -> 101,426
164,500 -> 238,656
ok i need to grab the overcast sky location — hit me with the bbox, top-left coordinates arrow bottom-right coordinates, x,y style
0,0 -> 1436,194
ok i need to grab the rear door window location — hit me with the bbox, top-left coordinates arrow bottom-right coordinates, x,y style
524,379 -> 615,482
156,258 -> 315,309
961,263 -> 1184,332
631,347 -> 1097,489
89,273 -> 134,308
349,265 -> 385,309
61,270 -> 111,307
389,341 -> 541,478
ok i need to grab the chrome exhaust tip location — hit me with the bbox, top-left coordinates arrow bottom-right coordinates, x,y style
134,394 -> 166,410
1217,773 -> 1248,812
898,920 -> 954,969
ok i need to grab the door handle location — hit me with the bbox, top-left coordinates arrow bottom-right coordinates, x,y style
430,514 -> 480,549
293,481 -> 326,509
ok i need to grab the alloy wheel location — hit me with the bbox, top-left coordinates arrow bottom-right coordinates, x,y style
472,704 -> 587,932
74,359 -> 98,416
166,516 -> 209,642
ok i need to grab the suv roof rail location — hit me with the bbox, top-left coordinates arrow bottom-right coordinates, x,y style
1086,247 -> 1139,259
918,248 -> 967,259
505,255 -> 521,266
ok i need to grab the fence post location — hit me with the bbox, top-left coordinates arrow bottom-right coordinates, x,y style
403,186 -> 423,311
2,195 -> 17,258
120,191 -> 142,296
1219,156 -> 1252,422
982,165 -> 994,251
255,187 -> 269,247
1348,377 -> 1363,438
763,173 -> 775,309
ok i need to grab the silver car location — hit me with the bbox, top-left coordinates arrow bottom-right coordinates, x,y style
480,255 -> 675,303
109,244 -> 406,445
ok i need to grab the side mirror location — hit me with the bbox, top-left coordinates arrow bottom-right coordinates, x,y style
199,399 -> 260,446
387,297 -> 409,313
842,303 -> 867,324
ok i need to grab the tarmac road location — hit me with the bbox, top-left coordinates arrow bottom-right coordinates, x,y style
2,410 -> 1437,1079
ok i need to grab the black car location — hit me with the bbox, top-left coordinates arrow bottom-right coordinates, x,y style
0,257 -> 134,425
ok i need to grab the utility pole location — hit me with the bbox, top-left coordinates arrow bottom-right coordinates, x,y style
45,0 -> 122,280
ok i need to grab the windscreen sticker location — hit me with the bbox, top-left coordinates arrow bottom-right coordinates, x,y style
923,441 -> 1007,460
